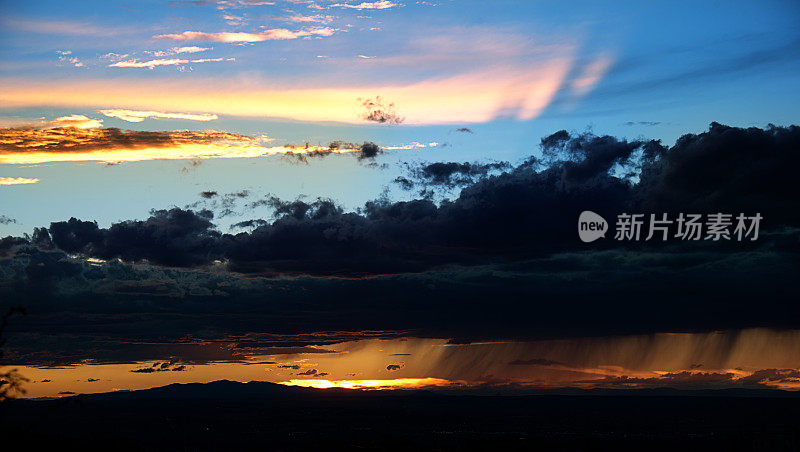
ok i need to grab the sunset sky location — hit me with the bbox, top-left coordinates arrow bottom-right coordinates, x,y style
1,0 -> 800,398
1,0 -> 799,233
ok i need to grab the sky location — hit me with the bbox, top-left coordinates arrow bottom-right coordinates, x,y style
1,0 -> 800,398
1,0 -> 799,234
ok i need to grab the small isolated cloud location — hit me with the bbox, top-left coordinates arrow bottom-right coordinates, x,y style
360,96 -> 404,124
0,215 -> 16,224
153,27 -> 335,43
101,109 -> 218,123
47,114 -> 103,129
382,141 -> 437,150
0,177 -> 39,186
624,121 -> 661,127
386,364 -> 404,371
174,46 -> 210,53
57,53 -> 84,67
330,1 -> 400,10
223,13 -> 243,25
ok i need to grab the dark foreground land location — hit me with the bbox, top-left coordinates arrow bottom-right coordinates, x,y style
1,381 -> 799,451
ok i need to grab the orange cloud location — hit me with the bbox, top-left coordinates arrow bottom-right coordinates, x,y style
0,126 -> 365,164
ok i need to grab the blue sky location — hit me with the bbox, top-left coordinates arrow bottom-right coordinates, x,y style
1,0 -> 799,235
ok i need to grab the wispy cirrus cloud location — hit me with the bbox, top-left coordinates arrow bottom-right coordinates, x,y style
329,1 -> 400,10
153,27 -> 336,42
101,109 -> 218,122
270,14 -> 334,24
0,176 -> 39,185
149,46 -> 212,57
0,17 -> 125,36
570,54 -> 613,97
109,57 -> 234,69
217,0 -> 276,6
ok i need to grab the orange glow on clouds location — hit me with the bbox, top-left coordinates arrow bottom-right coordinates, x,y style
0,62 -> 572,125
279,378 -> 455,390
0,126 -> 362,164
6,330 -> 800,399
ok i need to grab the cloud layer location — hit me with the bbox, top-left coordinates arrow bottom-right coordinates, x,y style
2,123 -> 799,368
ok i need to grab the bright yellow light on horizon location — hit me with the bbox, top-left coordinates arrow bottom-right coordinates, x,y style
0,144 -> 361,165
278,378 -> 456,390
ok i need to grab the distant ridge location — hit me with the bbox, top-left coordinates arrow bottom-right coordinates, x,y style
43,380 -> 800,401
73,380 -> 347,400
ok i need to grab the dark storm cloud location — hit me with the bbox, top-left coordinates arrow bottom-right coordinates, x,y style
638,122 -> 800,225
48,208 -> 219,267
581,371 -> 738,387
9,123 -> 800,277
1,123 -> 800,366
0,236 -> 27,258
738,368 -> 800,386
230,219 -> 268,230
403,161 -> 511,188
